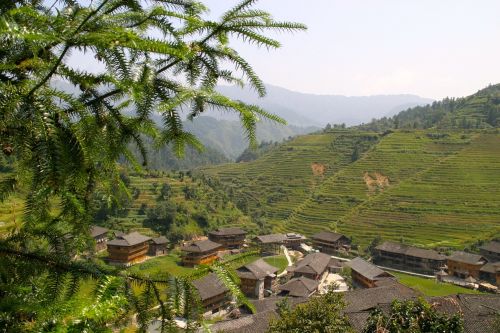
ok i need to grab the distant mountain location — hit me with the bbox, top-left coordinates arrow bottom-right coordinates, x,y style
211,84 -> 433,127
359,83 -> 500,131
183,116 -> 318,159
52,80 -> 318,160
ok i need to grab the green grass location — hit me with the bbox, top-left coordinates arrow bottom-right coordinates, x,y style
128,254 -> 194,277
263,255 -> 289,272
391,272 -> 483,297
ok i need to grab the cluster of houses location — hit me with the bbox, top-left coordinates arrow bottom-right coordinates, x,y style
180,230 -> 499,333
90,226 -> 168,265
90,225 -> 500,332
91,224 -> 500,292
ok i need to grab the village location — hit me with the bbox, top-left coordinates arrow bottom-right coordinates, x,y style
90,225 -> 500,333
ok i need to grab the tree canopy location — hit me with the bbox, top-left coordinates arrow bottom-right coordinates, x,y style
0,0 -> 305,331
267,289 -> 354,333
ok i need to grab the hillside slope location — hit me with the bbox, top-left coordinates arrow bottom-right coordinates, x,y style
359,84 -> 500,131
201,129 -> 500,249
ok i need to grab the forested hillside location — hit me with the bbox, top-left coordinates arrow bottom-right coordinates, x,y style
200,129 -> 500,249
360,84 -> 500,131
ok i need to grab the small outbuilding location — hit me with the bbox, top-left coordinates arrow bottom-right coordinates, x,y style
148,236 -> 168,256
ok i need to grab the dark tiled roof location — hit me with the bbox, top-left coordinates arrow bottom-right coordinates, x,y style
347,257 -> 394,281
151,236 -> 168,245
204,297 -> 308,333
448,251 -> 488,265
90,225 -> 108,238
346,291 -> 500,333
255,234 -> 286,244
181,239 -> 221,253
429,294 -> 500,333
344,282 -> 419,313
479,262 -> 500,274
209,227 -> 246,236
192,273 -> 228,301
290,252 -> 331,275
375,241 -> 446,260
479,241 -> 500,254
237,259 -> 278,280
278,277 -> 319,297
311,231 -> 347,243
107,232 -> 151,247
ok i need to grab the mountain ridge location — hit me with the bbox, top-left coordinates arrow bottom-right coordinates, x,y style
212,83 -> 434,127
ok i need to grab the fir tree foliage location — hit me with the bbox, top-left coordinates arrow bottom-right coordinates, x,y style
0,0 -> 305,331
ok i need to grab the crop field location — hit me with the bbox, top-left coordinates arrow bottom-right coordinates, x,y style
203,130 -> 500,250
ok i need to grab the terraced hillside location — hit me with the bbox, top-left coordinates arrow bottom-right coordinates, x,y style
200,131 -> 379,224
100,173 -> 256,237
201,130 -> 500,249
0,173 -> 255,239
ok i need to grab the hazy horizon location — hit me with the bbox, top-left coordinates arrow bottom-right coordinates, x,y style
67,0 -> 500,101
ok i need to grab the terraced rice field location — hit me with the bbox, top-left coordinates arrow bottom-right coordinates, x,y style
201,131 -> 379,230
203,130 -> 500,249
104,173 -> 255,236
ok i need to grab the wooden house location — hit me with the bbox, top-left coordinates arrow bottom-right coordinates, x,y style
90,225 -> 108,252
255,234 -> 286,255
181,239 -> 222,266
192,273 -> 231,318
148,236 -> 168,256
311,231 -> 351,254
278,277 -> 319,297
208,227 -> 247,249
236,259 -> 279,299
447,251 -> 488,280
289,252 -> 333,281
479,241 -> 500,262
107,232 -> 151,265
347,257 -> 394,288
373,241 -> 446,275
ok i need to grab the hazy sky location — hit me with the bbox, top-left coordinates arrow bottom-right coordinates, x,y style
201,0 -> 500,100
67,0 -> 500,100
